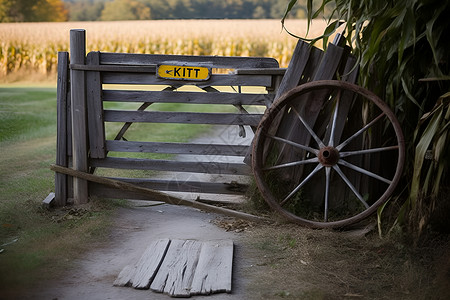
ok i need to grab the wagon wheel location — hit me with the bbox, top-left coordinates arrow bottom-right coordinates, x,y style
252,80 -> 405,228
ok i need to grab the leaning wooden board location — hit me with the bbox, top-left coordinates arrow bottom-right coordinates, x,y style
114,239 -> 233,298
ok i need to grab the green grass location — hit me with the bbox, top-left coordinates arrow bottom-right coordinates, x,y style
0,87 -> 98,291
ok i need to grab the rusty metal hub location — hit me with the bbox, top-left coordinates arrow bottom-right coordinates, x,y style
318,146 -> 339,166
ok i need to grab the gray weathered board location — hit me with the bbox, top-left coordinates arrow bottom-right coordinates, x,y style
114,239 -> 233,298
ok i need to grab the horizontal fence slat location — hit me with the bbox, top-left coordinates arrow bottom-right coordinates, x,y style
102,73 -> 273,87
90,178 -> 248,195
102,90 -> 273,106
99,52 -> 279,69
90,157 -> 252,175
104,110 -> 262,126
234,68 -> 286,75
106,140 -> 250,156
71,64 -> 156,73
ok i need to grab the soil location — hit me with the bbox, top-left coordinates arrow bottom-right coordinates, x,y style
4,201 -> 449,300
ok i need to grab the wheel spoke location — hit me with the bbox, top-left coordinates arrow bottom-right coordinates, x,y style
266,134 -> 319,155
332,164 -> 369,209
336,112 -> 385,151
263,157 -> 319,171
290,106 -> 326,148
339,145 -> 399,158
324,167 -> 331,222
338,159 -> 392,184
280,164 -> 323,206
329,91 -> 341,147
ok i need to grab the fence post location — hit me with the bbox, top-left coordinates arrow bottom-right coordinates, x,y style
70,29 -> 89,204
55,51 -> 70,206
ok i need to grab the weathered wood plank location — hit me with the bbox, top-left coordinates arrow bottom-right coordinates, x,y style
51,164 -> 269,224
113,265 -> 136,287
150,239 -> 203,297
42,192 -> 55,209
90,178 -> 248,197
191,240 -> 233,295
86,51 -> 106,159
274,39 -> 316,100
99,52 -> 279,69
106,140 -> 249,156
103,110 -> 262,126
102,73 -> 273,87
102,90 -> 273,106
243,40 -> 323,165
70,29 -> 89,204
71,64 -> 156,73
90,157 -> 252,175
55,51 -> 70,206
131,238 -> 171,289
275,41 -> 346,167
234,68 -> 286,75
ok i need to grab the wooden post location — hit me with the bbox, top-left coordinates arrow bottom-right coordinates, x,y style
70,29 -> 89,204
55,51 -> 70,206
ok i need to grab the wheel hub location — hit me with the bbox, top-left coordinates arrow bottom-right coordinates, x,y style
318,146 -> 340,166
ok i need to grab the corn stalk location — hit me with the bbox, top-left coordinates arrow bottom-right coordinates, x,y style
283,0 -> 450,237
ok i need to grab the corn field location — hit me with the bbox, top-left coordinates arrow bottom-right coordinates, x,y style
0,19 -> 329,78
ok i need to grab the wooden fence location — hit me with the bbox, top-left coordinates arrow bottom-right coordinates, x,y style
54,29 -> 357,208
54,29 -> 283,206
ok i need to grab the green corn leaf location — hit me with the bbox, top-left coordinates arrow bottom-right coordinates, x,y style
377,200 -> 390,238
307,0 -> 312,34
425,5 -> 446,76
410,107 -> 443,205
281,0 -> 299,27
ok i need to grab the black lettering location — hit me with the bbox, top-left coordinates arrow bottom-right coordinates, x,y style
194,68 -> 200,77
174,67 -> 181,77
187,68 -> 193,77
183,67 -> 186,77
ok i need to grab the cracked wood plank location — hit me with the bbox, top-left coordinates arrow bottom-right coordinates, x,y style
150,239 -> 203,297
113,238 -> 170,288
191,240 -> 233,295
114,239 -> 234,297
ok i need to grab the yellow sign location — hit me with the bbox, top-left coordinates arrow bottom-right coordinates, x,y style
157,64 -> 211,81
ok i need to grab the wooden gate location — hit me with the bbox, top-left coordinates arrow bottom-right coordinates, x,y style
54,29 -> 282,206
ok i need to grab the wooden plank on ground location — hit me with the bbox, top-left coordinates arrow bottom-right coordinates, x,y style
131,238 -> 171,289
191,240 -> 233,295
89,179 -> 248,200
51,164 -> 268,223
114,239 -> 234,297
150,239 -> 203,297
113,239 -> 170,288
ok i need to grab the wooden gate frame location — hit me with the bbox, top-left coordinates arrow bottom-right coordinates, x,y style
54,29 -> 357,207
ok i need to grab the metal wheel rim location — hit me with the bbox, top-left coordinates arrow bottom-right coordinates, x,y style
252,80 -> 405,228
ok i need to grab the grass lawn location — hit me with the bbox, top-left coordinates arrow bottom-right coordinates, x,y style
0,87 -> 113,291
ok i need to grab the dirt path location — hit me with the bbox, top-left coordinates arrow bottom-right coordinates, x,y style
18,203 -> 255,300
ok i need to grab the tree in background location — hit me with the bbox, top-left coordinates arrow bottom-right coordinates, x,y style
61,0 -> 315,21
283,0 -> 450,240
100,0 -> 150,20
67,0 -> 104,21
0,0 -> 67,22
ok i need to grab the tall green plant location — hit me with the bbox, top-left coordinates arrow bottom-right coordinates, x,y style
282,0 -> 450,237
